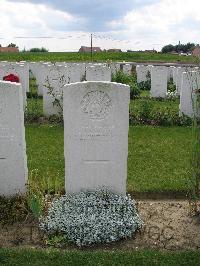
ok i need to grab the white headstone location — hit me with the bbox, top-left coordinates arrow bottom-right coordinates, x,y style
0,81 -> 27,196
176,67 -> 188,95
136,65 -> 149,83
172,67 -> 177,86
86,65 -> 111,81
110,63 -> 120,75
43,65 -> 68,116
167,66 -> 174,82
0,64 -> 28,108
150,66 -> 168,98
68,64 -> 85,83
180,71 -> 200,118
63,81 -> 130,195
123,64 -> 132,75
34,62 -> 52,96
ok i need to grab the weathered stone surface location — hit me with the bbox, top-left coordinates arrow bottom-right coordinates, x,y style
176,67 -> 188,95
151,66 -> 168,98
136,65 -> 150,83
123,64 -> 132,75
167,66 -> 174,82
43,65 -> 68,116
110,63 -> 120,75
86,65 -> 111,81
63,81 -> 130,194
172,67 -> 177,86
0,81 -> 27,196
180,71 -> 200,118
31,62 -> 52,96
0,64 -> 28,108
68,64 -> 85,83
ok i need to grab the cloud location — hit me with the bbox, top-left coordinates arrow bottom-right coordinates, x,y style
0,1 -> 83,34
8,0 -> 159,31
109,0 -> 200,50
1,0 -> 200,52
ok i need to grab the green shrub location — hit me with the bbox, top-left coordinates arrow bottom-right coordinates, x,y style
129,103 -> 192,126
167,77 -> 176,92
112,70 -> 140,99
137,71 -> 151,91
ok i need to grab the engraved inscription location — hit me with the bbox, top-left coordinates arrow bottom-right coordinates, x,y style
72,126 -> 114,140
49,68 -> 67,87
81,90 -> 112,119
0,127 -> 16,140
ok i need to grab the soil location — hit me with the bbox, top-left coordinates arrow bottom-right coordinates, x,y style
0,200 -> 200,250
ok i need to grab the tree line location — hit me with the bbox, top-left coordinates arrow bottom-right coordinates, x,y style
161,42 -> 196,53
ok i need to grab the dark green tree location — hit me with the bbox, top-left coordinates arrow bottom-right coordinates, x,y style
7,43 -> 18,48
29,47 -> 49,52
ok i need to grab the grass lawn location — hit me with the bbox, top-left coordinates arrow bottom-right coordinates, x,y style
1,249 -> 200,266
26,98 -> 43,119
26,95 -> 180,123
26,124 -> 192,194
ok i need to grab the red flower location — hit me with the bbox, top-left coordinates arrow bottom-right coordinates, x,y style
3,74 -> 20,83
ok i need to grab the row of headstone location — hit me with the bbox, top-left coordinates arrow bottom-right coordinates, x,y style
0,61 -> 199,119
0,80 -> 129,196
39,63 -> 112,116
136,64 -> 199,99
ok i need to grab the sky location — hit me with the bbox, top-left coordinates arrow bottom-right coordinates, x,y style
0,0 -> 200,52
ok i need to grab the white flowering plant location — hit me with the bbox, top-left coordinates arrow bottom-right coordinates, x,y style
166,90 -> 178,100
39,188 -> 143,247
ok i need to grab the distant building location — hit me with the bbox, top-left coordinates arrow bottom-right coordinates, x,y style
127,49 -> 157,53
107,49 -> 122,53
127,50 -> 141,53
192,45 -> 200,56
79,46 -> 102,52
170,50 -> 179,55
0,46 -> 19,53
144,49 -> 157,53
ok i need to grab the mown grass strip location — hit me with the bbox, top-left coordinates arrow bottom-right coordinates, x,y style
0,249 -> 200,266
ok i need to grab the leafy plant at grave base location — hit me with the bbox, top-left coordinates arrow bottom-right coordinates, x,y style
167,77 -> 176,92
25,99 -> 43,122
39,188 -> 143,247
137,71 -> 151,91
138,100 -> 152,123
112,70 -> 140,99
165,90 -> 177,100
129,104 -> 192,126
27,170 -> 64,218
0,195 -> 29,225
44,75 -> 64,118
45,234 -> 66,247
25,77 -> 44,122
27,77 -> 41,99
130,82 -> 140,99
48,114 -> 64,124
166,78 -> 178,100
